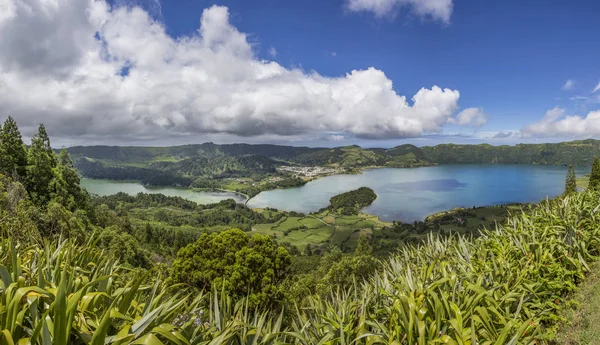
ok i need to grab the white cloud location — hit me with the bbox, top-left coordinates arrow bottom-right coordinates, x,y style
268,46 -> 277,57
522,107 -> 600,137
0,0 -> 468,143
449,108 -> 487,127
593,81 -> 600,93
346,0 -> 453,23
327,135 -> 346,141
562,79 -> 575,90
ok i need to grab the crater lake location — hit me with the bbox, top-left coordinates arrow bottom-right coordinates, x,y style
247,165 -> 589,222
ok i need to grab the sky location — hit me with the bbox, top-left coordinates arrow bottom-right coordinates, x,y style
1,0 -> 599,148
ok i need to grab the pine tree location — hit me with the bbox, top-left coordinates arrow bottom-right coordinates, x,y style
37,124 -> 56,166
589,157 -> 600,191
50,149 -> 84,210
564,164 -> 577,195
26,124 -> 58,206
0,116 -> 28,179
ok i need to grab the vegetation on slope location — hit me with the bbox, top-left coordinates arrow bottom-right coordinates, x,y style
550,262 -> 600,345
421,139 -> 600,166
3,188 -> 600,343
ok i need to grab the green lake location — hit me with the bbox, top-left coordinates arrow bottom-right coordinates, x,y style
80,179 -> 246,204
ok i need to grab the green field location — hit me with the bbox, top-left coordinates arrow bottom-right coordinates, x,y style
252,210 -> 392,251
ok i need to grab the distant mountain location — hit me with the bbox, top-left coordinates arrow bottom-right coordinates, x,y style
67,139 -> 600,186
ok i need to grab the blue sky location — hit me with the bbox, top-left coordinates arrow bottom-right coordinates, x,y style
2,0 -> 600,147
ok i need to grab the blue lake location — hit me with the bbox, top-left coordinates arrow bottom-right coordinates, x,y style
247,165 -> 589,222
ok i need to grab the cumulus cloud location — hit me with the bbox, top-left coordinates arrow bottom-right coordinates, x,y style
562,79 -> 575,90
522,107 -> 600,137
346,0 -> 453,23
449,108 -> 488,127
0,0 -> 469,144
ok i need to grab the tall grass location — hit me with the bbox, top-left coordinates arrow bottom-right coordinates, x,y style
1,191 -> 600,344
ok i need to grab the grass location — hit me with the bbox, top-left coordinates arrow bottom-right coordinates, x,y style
427,204 -> 522,234
549,261 -> 600,345
578,175 -> 590,190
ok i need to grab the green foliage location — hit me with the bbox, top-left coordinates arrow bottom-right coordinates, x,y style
50,149 -> 89,211
97,225 -> 150,268
564,164 -> 577,195
6,191 -> 600,343
0,175 -> 39,243
0,239 -> 213,345
589,157 -> 600,191
25,125 -> 58,206
328,187 -> 377,215
171,229 -> 292,306
0,116 -> 27,179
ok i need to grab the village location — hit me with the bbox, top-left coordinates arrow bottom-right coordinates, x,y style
277,165 -> 345,178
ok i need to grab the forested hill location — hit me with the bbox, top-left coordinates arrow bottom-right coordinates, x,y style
420,139 -> 600,165
68,139 -> 600,172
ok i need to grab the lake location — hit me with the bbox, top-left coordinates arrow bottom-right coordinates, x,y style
247,165 -> 590,222
80,179 -> 246,204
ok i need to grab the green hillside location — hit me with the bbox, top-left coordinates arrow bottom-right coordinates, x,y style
421,139 -> 600,165
67,139 -> 600,195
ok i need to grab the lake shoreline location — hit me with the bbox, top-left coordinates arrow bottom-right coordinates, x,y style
247,164 -> 589,222
80,164 -> 589,223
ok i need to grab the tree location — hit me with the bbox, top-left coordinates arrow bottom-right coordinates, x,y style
304,243 -> 313,256
355,233 -> 373,256
50,149 -> 86,210
589,157 -> 600,191
98,225 -> 150,268
25,124 -> 57,206
564,165 -> 577,195
0,116 -> 28,179
171,228 -> 291,305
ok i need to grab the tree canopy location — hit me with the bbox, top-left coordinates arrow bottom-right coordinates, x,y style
0,116 -> 28,179
589,157 -> 600,191
328,187 -> 377,215
564,164 -> 577,195
171,228 -> 291,305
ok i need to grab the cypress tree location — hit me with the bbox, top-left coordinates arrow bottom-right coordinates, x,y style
589,157 -> 600,191
0,116 -> 28,179
564,164 -> 577,195
26,124 -> 58,206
